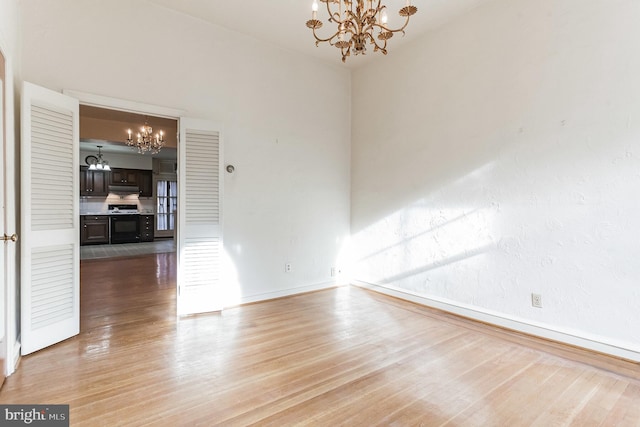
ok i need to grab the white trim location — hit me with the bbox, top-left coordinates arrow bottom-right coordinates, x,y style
0,36 -> 17,376
11,338 -> 19,370
353,280 -> 640,363
62,90 -> 184,119
236,281 -> 342,306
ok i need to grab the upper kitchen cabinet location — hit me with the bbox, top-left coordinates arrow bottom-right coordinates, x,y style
110,168 -> 139,186
80,166 -> 109,196
138,170 -> 153,198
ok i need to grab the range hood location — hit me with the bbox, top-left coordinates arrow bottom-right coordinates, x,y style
108,185 -> 140,195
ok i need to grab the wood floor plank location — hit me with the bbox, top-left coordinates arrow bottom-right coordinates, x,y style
568,376 -> 630,426
600,381 -> 640,426
1,253 -> 639,426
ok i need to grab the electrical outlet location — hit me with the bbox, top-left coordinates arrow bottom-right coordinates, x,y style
285,263 -> 292,273
331,267 -> 336,277
531,293 -> 542,308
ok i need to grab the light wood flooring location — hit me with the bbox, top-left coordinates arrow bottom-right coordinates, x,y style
1,252 -> 639,425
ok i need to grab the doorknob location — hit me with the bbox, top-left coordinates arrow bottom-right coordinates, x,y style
3,233 -> 18,242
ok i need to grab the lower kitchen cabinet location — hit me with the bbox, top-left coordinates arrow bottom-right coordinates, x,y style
81,215 -> 109,245
140,215 -> 154,242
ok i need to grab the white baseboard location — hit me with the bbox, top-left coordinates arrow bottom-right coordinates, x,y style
236,280 -> 342,306
354,280 -> 640,363
9,339 -> 20,376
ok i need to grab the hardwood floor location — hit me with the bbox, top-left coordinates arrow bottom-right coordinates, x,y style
1,252 -> 639,426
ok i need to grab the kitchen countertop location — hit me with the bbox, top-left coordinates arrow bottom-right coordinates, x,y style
81,211 -> 155,215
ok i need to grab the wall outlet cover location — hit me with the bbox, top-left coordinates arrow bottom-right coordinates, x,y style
531,293 -> 542,308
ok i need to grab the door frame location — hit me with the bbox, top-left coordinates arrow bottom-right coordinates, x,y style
64,90 -> 183,309
0,40 -> 7,380
65,90 -> 183,245
63,91 -> 183,122
1,39 -> 18,376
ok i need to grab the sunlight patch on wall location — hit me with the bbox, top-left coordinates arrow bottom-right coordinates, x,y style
351,161 -> 498,304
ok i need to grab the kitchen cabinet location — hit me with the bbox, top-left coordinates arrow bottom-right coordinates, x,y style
81,215 -> 109,245
139,215 -> 154,242
138,170 -> 153,197
80,166 -> 109,196
110,168 -> 139,186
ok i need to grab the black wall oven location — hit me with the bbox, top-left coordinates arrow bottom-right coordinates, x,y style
110,215 -> 140,244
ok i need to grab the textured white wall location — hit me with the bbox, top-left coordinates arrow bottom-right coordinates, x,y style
20,0 -> 351,303
351,0 -> 640,359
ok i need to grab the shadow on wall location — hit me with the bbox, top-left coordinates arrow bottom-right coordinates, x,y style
350,159 -> 500,304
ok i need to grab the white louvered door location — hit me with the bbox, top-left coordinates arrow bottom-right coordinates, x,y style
21,82 -> 79,355
177,118 -> 223,315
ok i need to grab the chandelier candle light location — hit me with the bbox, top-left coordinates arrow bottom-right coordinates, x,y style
306,0 -> 417,62
126,120 -> 165,155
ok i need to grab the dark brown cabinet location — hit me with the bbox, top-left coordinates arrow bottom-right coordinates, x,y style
110,168 -> 139,186
139,215 -> 154,242
80,166 -> 109,196
81,167 -> 152,197
138,170 -> 153,197
81,215 -> 109,245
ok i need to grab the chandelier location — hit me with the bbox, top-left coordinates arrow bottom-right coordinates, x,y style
126,120 -> 165,154
88,145 -> 111,171
306,0 -> 417,62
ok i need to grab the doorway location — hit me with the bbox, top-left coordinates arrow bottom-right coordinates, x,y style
75,99 -> 180,334
19,86 -> 224,356
78,104 -> 178,260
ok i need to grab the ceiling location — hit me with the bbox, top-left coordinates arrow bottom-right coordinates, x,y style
79,105 -> 178,160
147,0 -> 493,67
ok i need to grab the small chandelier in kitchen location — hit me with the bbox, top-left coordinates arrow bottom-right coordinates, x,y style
306,0 -> 417,62
88,145 -> 111,171
126,120 -> 165,155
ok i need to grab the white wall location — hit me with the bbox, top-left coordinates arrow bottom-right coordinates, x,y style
20,0 -> 351,304
351,0 -> 640,360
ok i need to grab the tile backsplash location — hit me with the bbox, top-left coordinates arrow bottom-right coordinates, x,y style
80,195 -> 155,214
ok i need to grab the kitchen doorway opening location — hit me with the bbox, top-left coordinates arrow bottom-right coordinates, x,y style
71,91 -> 182,328
78,101 -> 179,259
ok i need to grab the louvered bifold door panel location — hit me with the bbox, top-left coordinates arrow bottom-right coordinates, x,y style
178,119 -> 223,315
21,82 -> 79,355
185,130 -> 220,224
31,105 -> 74,230
31,245 -> 74,329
